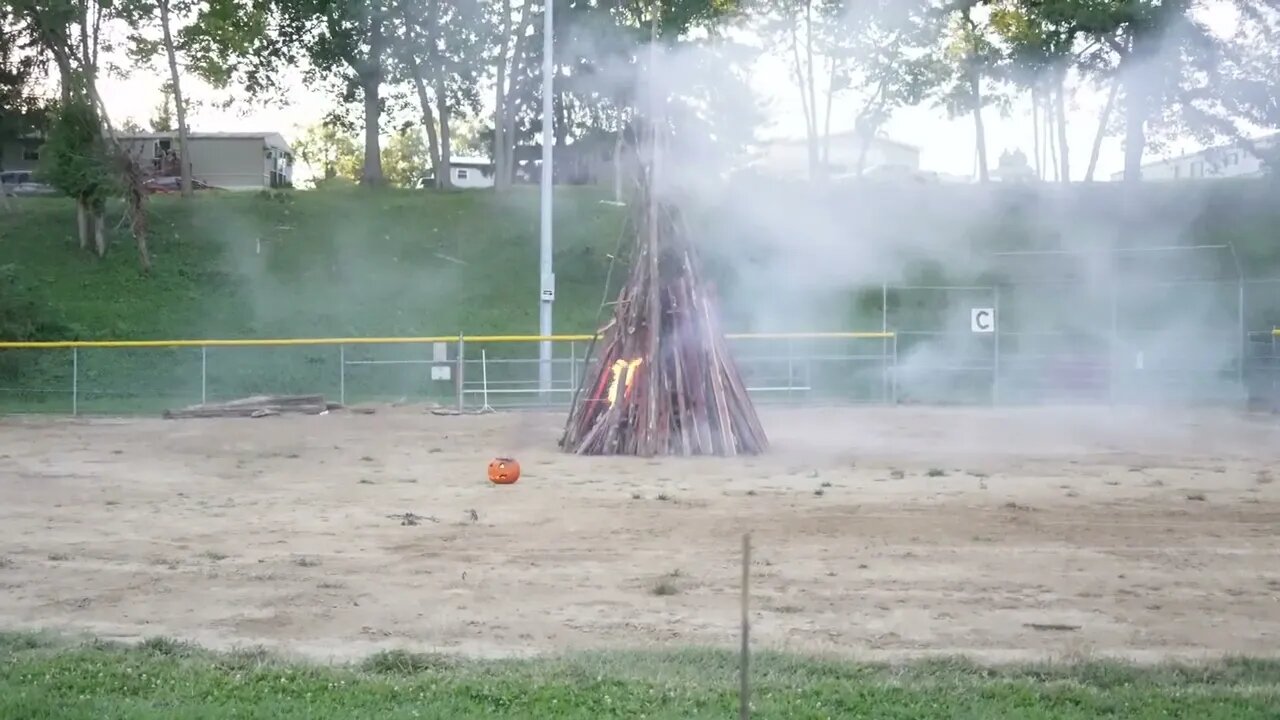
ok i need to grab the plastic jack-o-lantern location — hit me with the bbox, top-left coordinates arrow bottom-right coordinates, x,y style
488,457 -> 520,485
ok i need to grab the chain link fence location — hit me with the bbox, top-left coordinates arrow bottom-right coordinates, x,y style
0,333 -> 899,415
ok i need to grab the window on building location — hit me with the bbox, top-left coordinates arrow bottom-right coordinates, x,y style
21,145 -> 40,162
456,168 -> 470,180
1227,152 -> 1240,166
154,139 -> 172,158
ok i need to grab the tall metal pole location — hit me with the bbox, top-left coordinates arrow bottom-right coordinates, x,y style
537,0 -> 555,397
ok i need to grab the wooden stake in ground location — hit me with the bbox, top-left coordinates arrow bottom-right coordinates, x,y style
740,532 -> 752,720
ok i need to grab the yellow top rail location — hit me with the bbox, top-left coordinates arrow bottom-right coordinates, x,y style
0,331 -> 894,349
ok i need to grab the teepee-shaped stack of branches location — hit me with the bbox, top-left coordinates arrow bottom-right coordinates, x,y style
559,145 -> 768,457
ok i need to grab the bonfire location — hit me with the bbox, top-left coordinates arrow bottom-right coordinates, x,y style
559,138 -> 767,457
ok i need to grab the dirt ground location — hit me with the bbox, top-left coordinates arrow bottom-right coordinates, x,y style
2,406 -> 1279,664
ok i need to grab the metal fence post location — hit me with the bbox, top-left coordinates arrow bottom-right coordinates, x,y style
569,340 -> 577,401
992,285 -> 1001,406
456,333 -> 465,412
339,344 -> 346,406
71,347 -> 78,416
890,334 -> 899,405
201,345 -> 208,405
1239,279 -> 1246,389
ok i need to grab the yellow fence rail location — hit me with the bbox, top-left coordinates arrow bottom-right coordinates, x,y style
0,331 -> 896,349
0,331 -> 899,415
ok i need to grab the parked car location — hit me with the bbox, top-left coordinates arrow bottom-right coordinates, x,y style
1,170 -> 59,197
143,176 -> 221,194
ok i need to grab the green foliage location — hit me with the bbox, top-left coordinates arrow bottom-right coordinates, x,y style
1,633 -> 1279,719
380,124 -> 428,187
39,100 -> 113,203
293,121 -> 362,184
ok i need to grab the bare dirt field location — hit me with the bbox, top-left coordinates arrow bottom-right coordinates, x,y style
2,406 -> 1279,664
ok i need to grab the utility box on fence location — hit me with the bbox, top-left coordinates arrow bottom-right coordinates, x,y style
431,342 -> 452,381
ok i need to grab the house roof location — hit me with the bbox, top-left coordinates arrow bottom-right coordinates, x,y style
763,131 -> 921,153
1135,131 -> 1278,169
449,155 -> 492,166
119,131 -> 293,153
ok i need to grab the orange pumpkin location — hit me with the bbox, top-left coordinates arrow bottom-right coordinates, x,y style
488,457 -> 520,485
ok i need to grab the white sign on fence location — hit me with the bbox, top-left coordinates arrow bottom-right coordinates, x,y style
971,308 -> 995,333
431,365 -> 452,381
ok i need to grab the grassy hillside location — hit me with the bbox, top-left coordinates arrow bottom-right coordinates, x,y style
0,188 -> 626,342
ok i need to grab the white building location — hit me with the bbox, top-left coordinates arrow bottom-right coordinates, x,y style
1110,133 -> 1276,182
754,131 -> 921,181
424,156 -> 495,188
118,132 -> 295,189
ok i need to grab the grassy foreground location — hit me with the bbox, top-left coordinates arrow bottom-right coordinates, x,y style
2,632 -> 1279,719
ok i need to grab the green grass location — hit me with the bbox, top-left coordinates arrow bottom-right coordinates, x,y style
0,187 -> 626,341
1,632 -> 1278,718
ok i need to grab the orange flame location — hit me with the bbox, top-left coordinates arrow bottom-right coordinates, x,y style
607,358 -> 644,407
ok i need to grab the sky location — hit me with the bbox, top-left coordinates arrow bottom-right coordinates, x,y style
94,1 -> 1244,183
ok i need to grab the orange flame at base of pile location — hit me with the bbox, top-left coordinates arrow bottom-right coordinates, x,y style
606,358 -> 644,407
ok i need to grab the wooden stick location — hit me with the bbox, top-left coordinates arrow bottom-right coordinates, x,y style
740,532 -> 752,720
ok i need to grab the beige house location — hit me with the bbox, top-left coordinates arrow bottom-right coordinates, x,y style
118,131 -> 295,190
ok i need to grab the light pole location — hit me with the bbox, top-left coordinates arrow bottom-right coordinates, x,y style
538,0 -> 555,397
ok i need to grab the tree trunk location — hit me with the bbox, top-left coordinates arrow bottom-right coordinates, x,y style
804,0 -> 820,181
1054,68 -> 1070,183
1046,102 -> 1059,181
76,199 -> 90,250
92,206 -> 106,258
409,60 -> 442,183
613,126 -> 624,201
1085,78 -> 1120,182
1122,78 -> 1146,182
1032,86 -> 1042,180
821,58 -> 838,170
357,14 -> 385,187
159,0 -> 192,197
360,72 -> 384,186
501,0 -> 536,186
969,64 -> 989,183
435,76 -> 452,189
786,13 -> 816,182
493,0 -> 512,191
426,0 -> 450,189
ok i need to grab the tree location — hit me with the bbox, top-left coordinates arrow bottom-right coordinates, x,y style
935,0 -> 1007,183
0,6 -> 46,171
988,0 -> 1080,182
123,0 -> 197,195
187,0 -> 391,185
150,81 -> 176,132
756,0 -> 943,182
389,0 -> 488,189
11,0 -> 136,262
381,123 -> 428,186
1060,0 -> 1225,182
293,120 -> 362,184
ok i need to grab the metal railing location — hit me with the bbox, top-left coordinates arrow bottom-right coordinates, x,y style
0,332 -> 898,415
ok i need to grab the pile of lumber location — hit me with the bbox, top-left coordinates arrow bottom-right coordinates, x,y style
559,171 -> 768,456
163,395 -> 338,419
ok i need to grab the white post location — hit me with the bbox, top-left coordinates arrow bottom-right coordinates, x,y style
71,347 -> 78,416
339,344 -> 346,406
201,346 -> 207,405
481,348 -> 492,411
537,0 -> 555,398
